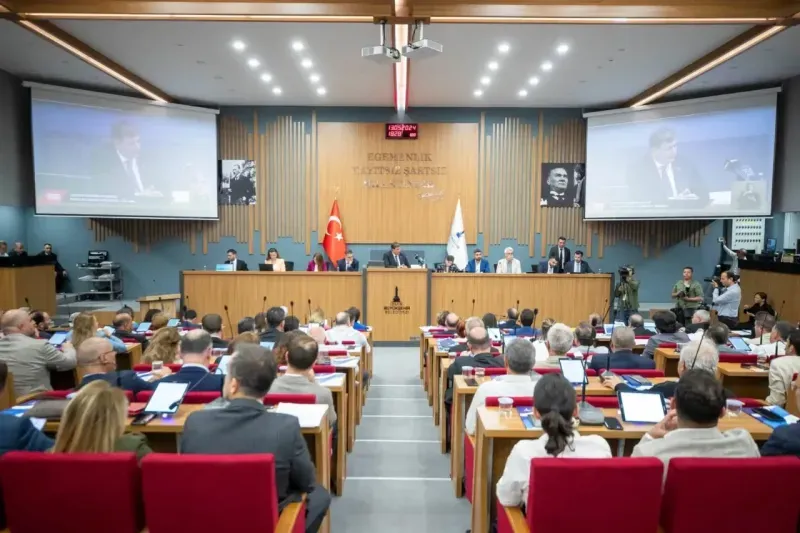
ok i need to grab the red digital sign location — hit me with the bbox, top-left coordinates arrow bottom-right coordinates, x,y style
385,123 -> 419,139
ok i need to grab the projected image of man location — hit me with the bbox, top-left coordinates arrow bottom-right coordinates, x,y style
627,128 -> 708,205
94,122 -> 162,202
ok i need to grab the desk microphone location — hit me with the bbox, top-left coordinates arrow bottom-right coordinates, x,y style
471,299 -> 476,316
532,308 -> 539,331
62,293 -> 73,327
307,299 -> 312,323
183,294 -> 190,319
414,254 -> 425,267
223,305 -> 233,339
777,299 -> 786,321
290,301 -> 295,318
516,299 -> 520,309
600,298 -> 611,325
601,320 -> 619,380
24,297 -> 31,309
578,357 -> 604,426
262,296 -> 267,314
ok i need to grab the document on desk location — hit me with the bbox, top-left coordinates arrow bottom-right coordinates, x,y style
316,373 -> 345,387
634,339 -> 649,346
329,356 -> 360,368
274,403 -> 328,428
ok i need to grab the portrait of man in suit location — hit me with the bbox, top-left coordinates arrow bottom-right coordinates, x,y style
572,163 -> 586,207
92,121 -> 164,202
540,164 -> 573,207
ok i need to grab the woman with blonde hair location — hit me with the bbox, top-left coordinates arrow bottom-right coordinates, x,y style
150,313 -> 169,331
142,327 -> 181,364
309,307 -> 326,326
52,380 -> 152,460
67,312 -> 127,352
226,331 -> 260,355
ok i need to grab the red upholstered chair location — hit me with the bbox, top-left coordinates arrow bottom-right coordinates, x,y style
719,353 -> 757,364
613,369 -> 665,377
0,452 -> 143,533
141,454 -> 306,533
738,398 -> 765,407
135,391 -> 220,404
583,396 -> 620,408
313,365 -> 336,374
41,389 -> 134,402
634,335 -> 653,340
263,393 -> 317,406
340,340 -> 356,346
497,458 -> 664,533
657,342 -> 677,349
484,368 -> 508,376
132,364 -> 183,372
432,333 -> 456,339
324,350 -> 348,356
464,432 -> 475,503
485,396 -> 534,407
661,457 -> 800,533
532,367 -> 561,375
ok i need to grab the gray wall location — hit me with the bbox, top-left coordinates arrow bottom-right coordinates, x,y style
0,69 -> 32,245
776,75 -> 800,213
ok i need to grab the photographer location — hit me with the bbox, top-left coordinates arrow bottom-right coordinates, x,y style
614,266 -> 640,324
711,271 -> 741,329
671,266 -> 704,325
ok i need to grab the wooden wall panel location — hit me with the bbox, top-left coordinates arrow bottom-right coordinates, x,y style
317,122 -> 479,244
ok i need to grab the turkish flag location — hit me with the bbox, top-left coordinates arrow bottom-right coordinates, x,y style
322,200 -> 347,264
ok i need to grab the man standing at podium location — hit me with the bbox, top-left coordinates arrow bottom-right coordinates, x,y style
383,243 -> 410,268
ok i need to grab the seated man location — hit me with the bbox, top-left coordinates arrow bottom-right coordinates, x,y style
537,256 -> 559,274
260,307 -> 286,345
181,345 -> 331,533
513,308 -> 540,337
706,323 -> 748,354
683,309 -> 710,335
535,323 -> 573,369
0,360 -> 54,455
202,313 -> 229,350
30,310 -> 52,340
78,337 -> 163,394
346,306 -> 369,332
237,317 -> 256,334
643,310 -> 690,360
445,326 -> 505,405
443,312 -> 460,332
589,327 -> 656,372
499,308 -> 519,330
325,312 -> 370,353
268,334 -> 337,427
112,313 -> 148,349
762,369 -> 800,456
465,340 -> 538,435
766,329 -> 800,407
629,313 -> 655,338
632,368 -> 759,466
751,320 -> 794,358
156,330 -> 223,392
744,311 -> 775,346
181,309 -> 201,329
567,321 -> 608,359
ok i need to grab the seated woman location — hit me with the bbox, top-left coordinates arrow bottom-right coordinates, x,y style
52,380 -> 152,461
143,308 -> 162,324
67,312 -> 127,353
738,291 -> 775,330
141,327 -> 181,364
496,373 -> 612,507
225,331 -> 260,356
309,308 -> 326,326
307,253 -> 328,272
265,247 -> 286,271
150,313 -> 168,332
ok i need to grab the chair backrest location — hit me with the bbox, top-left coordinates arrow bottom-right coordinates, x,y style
42,389 -> 134,402
612,369 -> 665,377
657,342 -> 677,349
132,364 -> 183,372
323,350 -> 348,356
484,368 -> 508,376
719,353 -> 757,363
432,333 -> 456,339
527,458 -> 663,533
0,371 -> 14,411
485,396 -> 534,407
583,396 -> 619,408
661,457 -> 800,533
134,391 -> 220,404
141,454 -> 292,533
312,365 -> 336,374
0,452 -> 143,533
737,398 -> 764,408
263,393 -> 316,406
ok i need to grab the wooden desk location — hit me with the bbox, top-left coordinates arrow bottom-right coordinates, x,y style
717,362 -> 769,400
439,359 -> 452,454
321,373 -> 347,497
365,268 -> 428,342
138,294 -> 181,320
654,348 -> 680,377
431,273 -> 611,327
116,343 -> 143,371
0,265 -> 56,315
322,351 -> 362,453
470,405 -> 773,533
1,372 -> 14,410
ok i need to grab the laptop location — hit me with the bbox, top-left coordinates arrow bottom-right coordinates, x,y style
48,332 -> 68,346
167,318 -> 181,327
258,264 -> 274,272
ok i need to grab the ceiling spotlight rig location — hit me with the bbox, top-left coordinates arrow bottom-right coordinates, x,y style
361,19 -> 442,64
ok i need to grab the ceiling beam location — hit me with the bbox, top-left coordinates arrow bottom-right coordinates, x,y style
624,22 -> 792,107
12,19 -> 173,102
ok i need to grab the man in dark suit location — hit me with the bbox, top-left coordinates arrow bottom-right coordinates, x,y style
0,361 -> 54,456
260,307 -> 285,345
589,327 -> 655,373
202,313 -> 229,350
225,249 -> 248,271
336,249 -> 359,272
8,242 -> 27,258
499,308 -> 519,330
547,237 -> 570,272
37,243 -> 68,292
629,314 -> 655,338
445,327 -> 505,404
564,250 -> 593,274
112,313 -> 148,349
684,309 -> 711,334
155,330 -> 223,392
180,345 -> 331,533
626,128 -> 709,205
538,257 -> 560,275
76,337 -> 159,395
464,248 -> 491,273
383,242 -> 410,268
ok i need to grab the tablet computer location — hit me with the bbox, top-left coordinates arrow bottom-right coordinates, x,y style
143,382 -> 190,414
48,332 -> 68,346
260,341 -> 275,350
603,324 -> 614,335
558,358 -> 588,386
618,391 -> 667,424
729,337 -> 751,352
215,355 -> 232,375
167,318 -> 181,327
136,322 -> 151,333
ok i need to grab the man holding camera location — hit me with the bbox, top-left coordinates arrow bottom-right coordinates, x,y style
671,266 -> 705,325
712,271 -> 741,329
614,267 -> 640,324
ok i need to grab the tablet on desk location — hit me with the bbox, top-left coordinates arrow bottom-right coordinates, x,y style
728,337 -> 751,352
559,358 -> 588,386
167,318 -> 180,327
260,342 -> 275,350
48,332 -> 67,346
136,322 -> 151,333
603,324 -> 614,335
618,391 -> 667,424
143,382 -> 190,414
215,355 -> 231,375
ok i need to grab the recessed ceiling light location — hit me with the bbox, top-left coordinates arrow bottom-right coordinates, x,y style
309,73 -> 320,83
301,58 -> 313,69
480,76 -> 491,86
556,43 -> 570,55
497,43 -> 510,54
247,58 -> 260,68
316,87 -> 327,96
473,89 -> 483,97
518,89 -> 528,97
260,73 -> 272,83
232,40 -> 246,51
291,41 -> 305,52
272,87 -> 282,95
529,76 -> 540,86
488,61 -> 499,71
541,61 -> 553,71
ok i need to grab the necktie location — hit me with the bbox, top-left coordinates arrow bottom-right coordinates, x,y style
559,249 -> 563,266
396,255 -> 400,266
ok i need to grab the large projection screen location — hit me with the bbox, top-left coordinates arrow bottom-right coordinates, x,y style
584,89 -> 778,221
28,83 -> 219,219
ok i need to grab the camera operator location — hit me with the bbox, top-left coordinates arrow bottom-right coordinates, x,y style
671,266 -> 704,325
711,270 -> 741,329
614,266 -> 639,324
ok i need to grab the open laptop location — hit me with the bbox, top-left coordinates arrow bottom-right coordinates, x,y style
258,264 -> 274,272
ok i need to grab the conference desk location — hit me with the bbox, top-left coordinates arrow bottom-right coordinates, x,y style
654,348 -> 680,377
717,362 -> 769,400
470,405 -> 773,533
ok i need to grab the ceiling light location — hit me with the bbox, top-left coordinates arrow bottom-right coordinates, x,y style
309,73 -> 320,83
301,58 -> 313,69
316,87 -> 327,96
518,89 -> 528,97
541,61 -> 553,71
529,76 -> 540,86
291,41 -> 305,51
497,43 -> 510,54
556,43 -> 570,55
272,87 -> 282,95
488,61 -> 499,71
473,89 -> 483,97
260,73 -> 272,83
232,40 -> 246,51
480,76 -> 491,86
247,58 -> 260,68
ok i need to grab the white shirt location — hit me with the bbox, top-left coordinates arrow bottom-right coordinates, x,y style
497,258 -> 522,274
547,265 -> 554,274
655,160 -> 678,198
573,261 -> 581,273
465,374 -> 539,435
767,355 -> 800,406
752,340 -> 786,358
532,340 -> 549,362
325,325 -> 370,352
395,254 -> 400,266
117,151 -> 144,193
744,333 -> 772,346
496,431 -> 612,506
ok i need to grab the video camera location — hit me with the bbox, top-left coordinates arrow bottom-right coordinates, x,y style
618,265 -> 634,279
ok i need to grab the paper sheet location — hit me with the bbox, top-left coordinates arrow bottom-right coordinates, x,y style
274,403 -> 328,428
